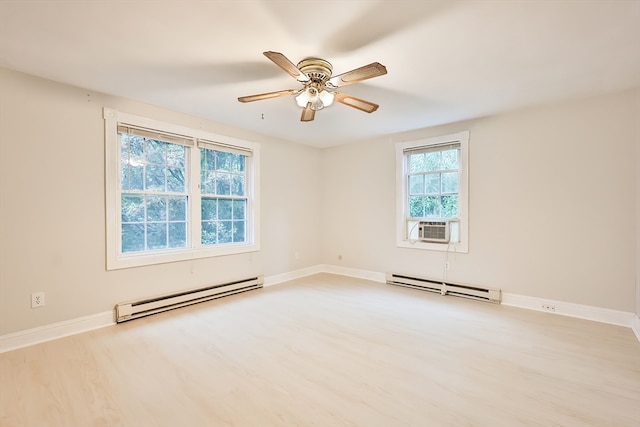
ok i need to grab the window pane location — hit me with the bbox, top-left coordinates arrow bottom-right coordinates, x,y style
201,221 -> 217,245
166,144 -> 185,167
216,173 -> 231,195
121,136 -> 131,162
121,135 -> 144,191
120,161 -> 144,190
425,196 -> 441,217
202,171 -> 215,194
127,136 -> 145,161
147,223 -> 167,250
216,152 -> 232,171
425,174 -> 440,194
232,175 -> 245,196
146,196 -> 167,221
408,175 -> 424,195
230,154 -> 245,172
201,149 -> 215,171
127,166 -> 144,191
145,165 -> 165,191
146,140 -> 165,165
409,196 -> 424,217
233,200 -> 246,220
121,195 -> 144,222
168,197 -> 186,221
201,198 -> 217,220
218,221 -> 232,243
442,195 -> 458,218
168,222 -> 187,248
441,149 -> 459,170
218,199 -> 232,220
122,224 -> 144,253
409,153 -> 425,173
233,220 -> 245,242
425,151 -> 441,171
166,167 -> 185,192
441,172 -> 458,193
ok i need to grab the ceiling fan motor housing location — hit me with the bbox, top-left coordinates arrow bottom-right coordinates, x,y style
296,58 -> 333,82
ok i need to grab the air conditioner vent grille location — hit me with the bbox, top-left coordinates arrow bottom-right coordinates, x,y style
418,220 -> 449,243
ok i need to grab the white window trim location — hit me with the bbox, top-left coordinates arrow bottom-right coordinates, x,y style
395,131 -> 469,253
104,108 -> 261,270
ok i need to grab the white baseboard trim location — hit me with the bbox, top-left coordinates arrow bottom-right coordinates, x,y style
501,292 -> 635,328
263,265 -> 385,286
263,265 -> 324,287
316,266 -> 638,337
319,264 -> 387,283
632,314 -> 640,342
0,311 -> 115,354
2,266 -> 638,352
324,267 -> 638,333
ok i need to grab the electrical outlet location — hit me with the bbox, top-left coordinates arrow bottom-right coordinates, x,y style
31,292 -> 46,308
541,304 -> 555,312
445,262 -> 450,271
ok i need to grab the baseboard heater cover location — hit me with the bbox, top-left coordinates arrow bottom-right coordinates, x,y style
115,276 -> 264,323
386,273 -> 501,303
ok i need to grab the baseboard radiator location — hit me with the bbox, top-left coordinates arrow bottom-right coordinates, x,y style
115,276 -> 264,323
386,273 -> 501,303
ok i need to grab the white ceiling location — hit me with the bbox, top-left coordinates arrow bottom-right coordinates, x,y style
1,0 -> 639,148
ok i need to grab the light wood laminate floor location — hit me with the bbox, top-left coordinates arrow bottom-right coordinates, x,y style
1,273 -> 639,426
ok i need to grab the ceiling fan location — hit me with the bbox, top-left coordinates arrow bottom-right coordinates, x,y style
238,51 -> 387,122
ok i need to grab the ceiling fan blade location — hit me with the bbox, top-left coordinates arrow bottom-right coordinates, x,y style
327,62 -> 387,88
300,103 -> 315,122
334,92 -> 379,113
238,89 -> 296,103
264,51 -> 310,83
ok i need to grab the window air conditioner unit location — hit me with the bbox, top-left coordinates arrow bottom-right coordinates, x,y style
418,220 -> 450,243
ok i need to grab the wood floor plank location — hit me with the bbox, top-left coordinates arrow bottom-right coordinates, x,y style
1,273 -> 639,426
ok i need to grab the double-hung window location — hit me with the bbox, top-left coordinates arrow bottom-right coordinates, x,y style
396,131 -> 469,253
119,126 -> 191,253
199,141 -> 249,246
104,109 -> 260,270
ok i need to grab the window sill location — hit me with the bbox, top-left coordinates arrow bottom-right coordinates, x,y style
106,243 -> 260,270
396,239 -> 468,254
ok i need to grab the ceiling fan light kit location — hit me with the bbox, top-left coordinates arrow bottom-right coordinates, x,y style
238,51 -> 387,122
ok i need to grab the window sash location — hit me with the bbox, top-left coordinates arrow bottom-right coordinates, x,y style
118,131 -> 191,254
405,144 -> 461,220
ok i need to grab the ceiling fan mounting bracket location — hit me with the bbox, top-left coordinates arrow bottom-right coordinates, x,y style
296,58 -> 333,83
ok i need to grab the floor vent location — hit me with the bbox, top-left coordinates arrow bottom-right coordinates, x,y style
386,273 -> 500,303
115,276 -> 264,323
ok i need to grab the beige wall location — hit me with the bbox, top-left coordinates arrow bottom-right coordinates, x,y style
320,89 -> 639,312
1,67 -> 638,336
0,68 -> 322,335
